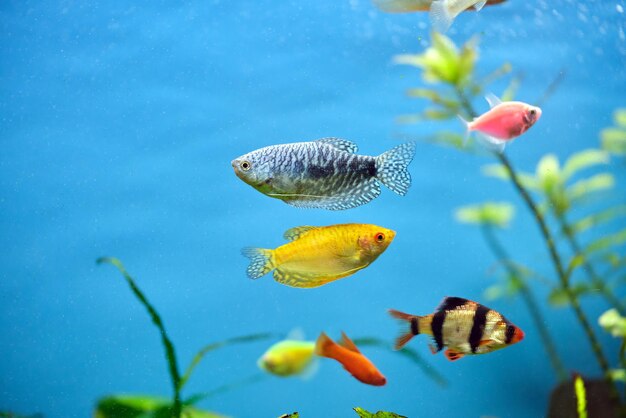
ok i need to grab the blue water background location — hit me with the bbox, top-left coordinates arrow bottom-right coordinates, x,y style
1,0 -> 626,417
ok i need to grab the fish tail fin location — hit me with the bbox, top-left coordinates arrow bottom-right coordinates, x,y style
430,0 -> 454,33
241,247 -> 275,279
475,132 -> 506,154
457,114 -> 471,146
375,142 -> 416,196
389,309 -> 421,350
315,332 -> 336,358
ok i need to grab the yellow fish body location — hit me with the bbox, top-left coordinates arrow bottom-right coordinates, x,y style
242,223 -> 395,288
257,339 -> 317,377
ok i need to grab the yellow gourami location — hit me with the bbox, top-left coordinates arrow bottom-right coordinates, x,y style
242,223 -> 396,288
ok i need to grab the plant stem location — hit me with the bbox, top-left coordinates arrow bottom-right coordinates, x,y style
98,257 -> 182,418
496,150 -> 614,382
557,215 -> 626,315
481,225 -> 568,381
455,93 -> 616,391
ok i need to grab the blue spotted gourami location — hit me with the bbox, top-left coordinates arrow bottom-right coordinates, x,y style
231,138 -> 416,210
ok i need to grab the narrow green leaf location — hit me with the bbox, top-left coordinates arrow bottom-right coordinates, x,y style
395,113 -> 425,124
598,309 -> 626,337
97,257 -> 182,415
405,88 -> 440,100
180,333 -> 275,390
425,131 -> 467,150
482,164 -> 537,189
566,173 -> 615,204
614,108 -> 626,127
184,374 -> 266,406
548,283 -> 594,307
94,395 -> 226,418
423,108 -> 456,120
431,32 -> 461,84
501,73 -> 522,102
601,128 -> 626,155
457,36 -> 478,86
536,154 -> 561,192
454,202 -> 515,228
574,374 -> 588,418
609,369 -> 626,382
392,54 -> 423,68
484,283 -> 505,301
277,413 -> 299,418
479,62 -> 513,86
570,205 -> 626,234
353,407 -> 408,418
584,227 -> 626,254
562,149 -> 609,181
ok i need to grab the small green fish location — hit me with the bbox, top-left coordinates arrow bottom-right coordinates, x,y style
258,339 -> 317,377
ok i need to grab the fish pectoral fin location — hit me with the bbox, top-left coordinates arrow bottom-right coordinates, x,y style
283,226 -> 318,241
475,132 -> 506,154
339,332 -> 361,353
444,349 -> 465,362
479,339 -> 494,347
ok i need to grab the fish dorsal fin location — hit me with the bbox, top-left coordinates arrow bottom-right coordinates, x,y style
316,137 -> 359,154
339,332 -> 361,353
283,226 -> 318,241
485,93 -> 503,109
474,0 -> 487,11
435,296 -> 471,312
286,327 -> 305,341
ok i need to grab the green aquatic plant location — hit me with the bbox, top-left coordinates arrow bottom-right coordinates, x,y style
574,374 -> 588,418
394,32 -> 625,407
455,202 -> 567,380
96,257 -> 275,418
601,108 -> 626,157
353,407 -> 407,418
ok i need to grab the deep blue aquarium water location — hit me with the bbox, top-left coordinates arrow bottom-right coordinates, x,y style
1,1 -> 626,417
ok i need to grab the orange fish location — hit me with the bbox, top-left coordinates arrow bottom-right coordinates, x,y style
315,332 -> 386,386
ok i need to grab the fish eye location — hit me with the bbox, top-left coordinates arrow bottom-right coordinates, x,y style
529,109 -> 536,116
375,233 -> 385,243
240,160 -> 252,171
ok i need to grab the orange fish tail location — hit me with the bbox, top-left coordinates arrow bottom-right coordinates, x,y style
389,309 -> 421,350
315,332 -> 336,359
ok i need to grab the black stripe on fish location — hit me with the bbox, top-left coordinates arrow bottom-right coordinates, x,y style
469,305 -> 490,353
435,296 -> 468,313
410,317 -> 419,335
431,310 -> 446,352
504,321 -> 516,344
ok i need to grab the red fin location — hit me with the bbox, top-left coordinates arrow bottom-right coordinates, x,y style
444,349 -> 464,361
389,308 -> 420,350
339,331 -> 360,353
479,339 -> 493,347
315,332 -> 335,358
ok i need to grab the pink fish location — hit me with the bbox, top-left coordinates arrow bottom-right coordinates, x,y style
460,94 -> 542,153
